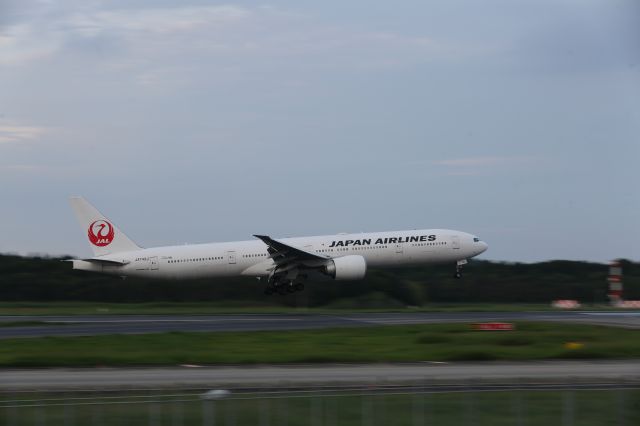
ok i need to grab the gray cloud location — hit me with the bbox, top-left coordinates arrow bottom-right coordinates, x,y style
503,1 -> 640,73
0,0 -> 638,262
0,124 -> 48,143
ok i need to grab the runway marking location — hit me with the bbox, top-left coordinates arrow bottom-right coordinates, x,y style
358,319 -> 469,324
353,318 -> 512,325
46,318 -> 302,323
579,312 -> 640,316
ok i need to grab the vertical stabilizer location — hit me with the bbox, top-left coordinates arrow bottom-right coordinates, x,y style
69,196 -> 141,256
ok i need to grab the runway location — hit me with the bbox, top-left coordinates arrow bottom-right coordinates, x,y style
0,311 -> 639,338
2,312 -> 639,391
1,361 -> 639,390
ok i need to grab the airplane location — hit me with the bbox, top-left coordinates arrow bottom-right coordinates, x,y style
69,196 -> 488,295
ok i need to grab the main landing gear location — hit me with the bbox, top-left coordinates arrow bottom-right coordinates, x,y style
264,281 -> 305,296
454,259 -> 468,279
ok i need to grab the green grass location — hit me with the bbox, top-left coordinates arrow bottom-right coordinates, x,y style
0,301 -> 613,315
0,322 -> 638,367
1,390 -> 638,426
0,321 -> 52,328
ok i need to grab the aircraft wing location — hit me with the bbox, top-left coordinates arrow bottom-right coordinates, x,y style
253,234 -> 328,265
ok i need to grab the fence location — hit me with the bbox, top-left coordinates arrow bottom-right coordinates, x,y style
1,383 -> 638,426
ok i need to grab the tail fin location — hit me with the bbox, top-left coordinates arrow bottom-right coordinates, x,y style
69,196 -> 141,256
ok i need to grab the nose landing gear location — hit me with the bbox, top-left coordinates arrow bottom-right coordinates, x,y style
454,259 -> 468,279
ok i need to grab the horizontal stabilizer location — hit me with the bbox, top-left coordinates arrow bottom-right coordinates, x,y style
84,258 -> 130,265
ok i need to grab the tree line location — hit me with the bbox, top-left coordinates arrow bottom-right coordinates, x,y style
0,254 -> 638,307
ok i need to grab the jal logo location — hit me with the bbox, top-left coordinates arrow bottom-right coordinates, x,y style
88,220 -> 115,247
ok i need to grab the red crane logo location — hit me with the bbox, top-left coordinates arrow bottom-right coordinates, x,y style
88,220 -> 115,247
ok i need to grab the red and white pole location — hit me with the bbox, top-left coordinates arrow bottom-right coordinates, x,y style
607,260 -> 623,306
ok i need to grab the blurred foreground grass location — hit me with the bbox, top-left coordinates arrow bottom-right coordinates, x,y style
0,322 -> 638,367
1,389 -> 638,426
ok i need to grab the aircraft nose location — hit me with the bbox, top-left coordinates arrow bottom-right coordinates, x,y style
478,241 -> 488,254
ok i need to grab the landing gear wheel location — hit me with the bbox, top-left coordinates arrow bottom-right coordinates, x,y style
286,284 -> 296,293
277,285 -> 288,295
295,282 -> 305,292
454,259 -> 467,279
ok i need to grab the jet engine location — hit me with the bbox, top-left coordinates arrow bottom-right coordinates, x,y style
324,255 -> 367,280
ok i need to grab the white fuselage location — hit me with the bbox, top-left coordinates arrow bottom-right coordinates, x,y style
73,229 -> 488,280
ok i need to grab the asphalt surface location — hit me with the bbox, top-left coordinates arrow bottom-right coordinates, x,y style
0,311 -> 640,338
1,361 -> 639,390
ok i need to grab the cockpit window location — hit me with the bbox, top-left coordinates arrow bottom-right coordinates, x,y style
473,237 -> 480,242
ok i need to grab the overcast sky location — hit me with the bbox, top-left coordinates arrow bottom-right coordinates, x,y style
1,0 -> 638,262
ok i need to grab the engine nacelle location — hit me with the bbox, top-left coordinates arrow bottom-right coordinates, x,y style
325,255 -> 367,280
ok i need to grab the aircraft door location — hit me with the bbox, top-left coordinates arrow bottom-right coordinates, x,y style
227,251 -> 237,264
451,235 -> 461,249
394,243 -> 405,265
149,256 -> 159,270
